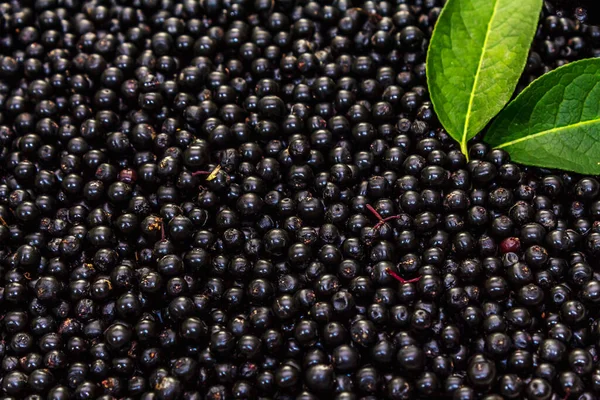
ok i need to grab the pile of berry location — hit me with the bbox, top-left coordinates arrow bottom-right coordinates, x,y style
1,0 -> 600,399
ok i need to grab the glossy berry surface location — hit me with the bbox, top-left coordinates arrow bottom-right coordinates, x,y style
0,0 -> 600,399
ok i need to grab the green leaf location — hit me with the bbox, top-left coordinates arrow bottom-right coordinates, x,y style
427,0 -> 542,155
485,59 -> 600,175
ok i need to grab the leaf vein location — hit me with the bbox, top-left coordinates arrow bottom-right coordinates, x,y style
461,0 -> 500,155
496,118 -> 600,149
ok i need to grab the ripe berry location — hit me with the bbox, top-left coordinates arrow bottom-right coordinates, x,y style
0,1 -> 599,399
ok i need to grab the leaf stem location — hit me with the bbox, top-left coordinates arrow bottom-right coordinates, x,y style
461,141 -> 469,160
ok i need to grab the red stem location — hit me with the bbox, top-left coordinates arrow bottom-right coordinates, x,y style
161,219 -> 166,241
191,171 -> 210,176
366,204 -> 402,230
365,204 -> 383,221
374,215 -> 402,230
386,268 -> 421,284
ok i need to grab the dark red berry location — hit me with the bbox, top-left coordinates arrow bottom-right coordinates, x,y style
500,237 -> 521,254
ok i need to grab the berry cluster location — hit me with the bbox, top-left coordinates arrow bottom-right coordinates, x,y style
0,0 -> 600,399
547,0 -> 600,25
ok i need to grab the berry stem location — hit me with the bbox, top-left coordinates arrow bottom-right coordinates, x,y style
365,204 -> 384,222
366,204 -> 402,231
160,218 -> 166,241
375,215 -> 401,230
192,165 -> 222,181
385,268 -> 421,284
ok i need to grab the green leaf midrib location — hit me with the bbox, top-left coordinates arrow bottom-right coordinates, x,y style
494,117 -> 600,149
461,0 -> 500,156
483,58 -> 600,174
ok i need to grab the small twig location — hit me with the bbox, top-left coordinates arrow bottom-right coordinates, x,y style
365,204 -> 402,231
191,165 -> 221,181
160,218 -> 166,241
386,268 -> 421,284
0,216 -> 6,226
